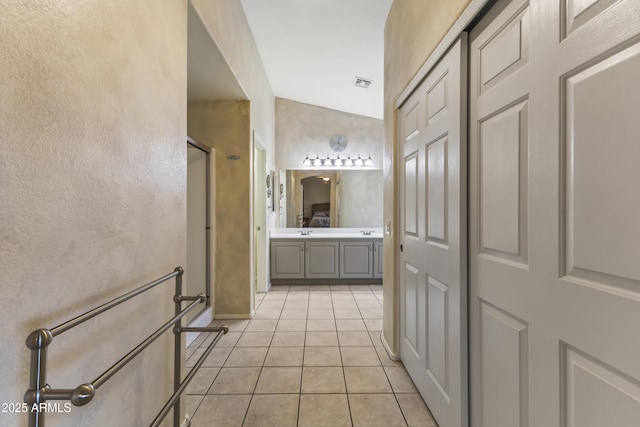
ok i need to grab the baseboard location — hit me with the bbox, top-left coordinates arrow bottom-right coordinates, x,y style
381,331 -> 399,361
271,278 -> 383,285
214,311 -> 254,320
185,309 -> 215,347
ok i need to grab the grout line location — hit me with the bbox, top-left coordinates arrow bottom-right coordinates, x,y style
185,394 -> 206,424
202,367 -> 222,395
240,343 -> 265,424
193,285 -> 392,425
297,290 -> 305,425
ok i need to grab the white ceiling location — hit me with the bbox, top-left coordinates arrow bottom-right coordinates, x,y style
241,0 -> 392,120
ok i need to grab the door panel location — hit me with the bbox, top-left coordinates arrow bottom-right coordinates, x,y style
426,136 -> 448,244
403,263 -> 420,356
404,152 -> 419,236
399,36 -> 467,427
479,98 -> 529,264
563,344 -> 640,427
469,0 -> 640,426
427,276 -> 448,393
479,301 -> 528,427
564,42 -> 640,286
478,5 -> 529,94
561,0 -> 621,39
426,72 -> 449,122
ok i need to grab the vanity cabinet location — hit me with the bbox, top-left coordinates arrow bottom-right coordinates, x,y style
270,241 -> 339,279
340,241 -> 374,278
271,237 -> 382,281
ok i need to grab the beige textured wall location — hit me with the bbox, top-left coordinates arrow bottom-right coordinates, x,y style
190,0 -> 276,296
191,0 -> 275,161
188,101 -> 253,316
383,0 -> 471,354
276,98 -> 384,171
0,1 -> 187,426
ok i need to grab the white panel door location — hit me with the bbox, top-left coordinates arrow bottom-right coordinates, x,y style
399,37 -> 467,427
469,0 -> 640,426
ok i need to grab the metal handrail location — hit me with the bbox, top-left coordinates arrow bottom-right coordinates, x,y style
24,267 -> 228,427
49,270 -> 181,337
150,326 -> 227,427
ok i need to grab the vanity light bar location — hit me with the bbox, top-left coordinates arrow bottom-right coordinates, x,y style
302,154 -> 373,167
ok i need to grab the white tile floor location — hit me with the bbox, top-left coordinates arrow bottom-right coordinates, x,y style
184,284 -> 438,427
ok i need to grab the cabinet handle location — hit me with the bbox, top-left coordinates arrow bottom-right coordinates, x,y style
369,243 -> 373,252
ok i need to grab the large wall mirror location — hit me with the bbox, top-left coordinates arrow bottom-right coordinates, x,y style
280,169 -> 383,228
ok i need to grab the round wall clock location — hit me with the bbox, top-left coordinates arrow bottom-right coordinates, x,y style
330,134 -> 348,152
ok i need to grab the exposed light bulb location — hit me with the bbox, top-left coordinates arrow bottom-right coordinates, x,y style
302,153 -> 374,168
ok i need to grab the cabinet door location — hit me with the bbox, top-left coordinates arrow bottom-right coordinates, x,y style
305,241 -> 340,279
270,241 -> 305,279
373,241 -> 383,279
340,241 -> 374,278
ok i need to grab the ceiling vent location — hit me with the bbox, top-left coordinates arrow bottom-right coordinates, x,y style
354,77 -> 373,89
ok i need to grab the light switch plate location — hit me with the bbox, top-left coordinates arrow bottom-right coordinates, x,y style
385,220 -> 391,236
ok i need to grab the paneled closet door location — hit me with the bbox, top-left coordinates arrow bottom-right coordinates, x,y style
469,0 -> 640,426
398,36 -> 467,427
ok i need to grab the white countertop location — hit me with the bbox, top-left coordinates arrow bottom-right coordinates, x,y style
271,228 -> 383,239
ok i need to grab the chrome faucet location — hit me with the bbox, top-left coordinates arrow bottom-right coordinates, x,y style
361,230 -> 373,236
299,230 -> 312,236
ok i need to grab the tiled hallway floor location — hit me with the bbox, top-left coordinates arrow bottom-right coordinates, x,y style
184,284 -> 438,427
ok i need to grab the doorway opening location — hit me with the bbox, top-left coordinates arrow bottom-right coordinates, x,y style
253,133 -> 268,294
186,137 -> 211,324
